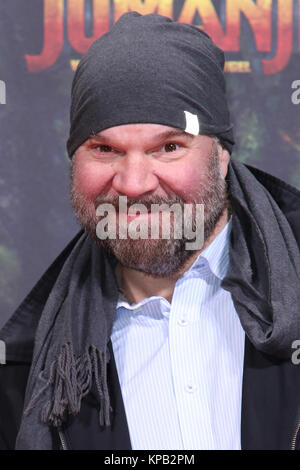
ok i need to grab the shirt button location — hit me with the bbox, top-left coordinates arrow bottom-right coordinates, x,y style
177,318 -> 188,326
185,384 -> 197,393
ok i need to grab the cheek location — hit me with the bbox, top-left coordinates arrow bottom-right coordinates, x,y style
162,162 -> 209,200
73,160 -> 111,200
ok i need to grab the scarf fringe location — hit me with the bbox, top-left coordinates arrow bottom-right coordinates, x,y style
24,343 -> 111,428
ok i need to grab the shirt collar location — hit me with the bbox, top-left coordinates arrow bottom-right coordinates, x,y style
186,217 -> 232,281
117,217 -> 232,308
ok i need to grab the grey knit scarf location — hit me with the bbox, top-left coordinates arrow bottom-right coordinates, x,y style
15,158 -> 300,449
15,234 -> 119,449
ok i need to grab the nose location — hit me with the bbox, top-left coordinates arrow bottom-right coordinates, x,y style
111,152 -> 159,198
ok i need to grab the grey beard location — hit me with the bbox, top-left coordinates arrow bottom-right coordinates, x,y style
70,144 -> 230,277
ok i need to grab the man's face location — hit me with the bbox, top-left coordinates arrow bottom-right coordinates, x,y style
70,123 -> 230,277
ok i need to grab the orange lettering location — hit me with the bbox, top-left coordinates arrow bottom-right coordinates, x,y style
25,0 -> 64,73
262,0 -> 292,74
178,0 -> 272,52
113,0 -> 173,23
178,0 -> 228,48
68,0 -> 110,54
226,0 -> 272,51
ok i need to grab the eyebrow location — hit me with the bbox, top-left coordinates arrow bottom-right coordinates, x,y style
87,129 -> 195,143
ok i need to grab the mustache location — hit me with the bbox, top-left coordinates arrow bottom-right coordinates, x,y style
93,194 -> 186,211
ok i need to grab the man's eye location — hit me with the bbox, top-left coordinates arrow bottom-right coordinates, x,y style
161,143 -> 180,152
96,145 -> 113,153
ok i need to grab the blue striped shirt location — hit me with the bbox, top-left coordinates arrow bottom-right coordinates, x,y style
111,219 -> 245,450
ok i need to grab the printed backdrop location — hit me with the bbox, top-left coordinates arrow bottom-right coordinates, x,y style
1,0 -> 300,326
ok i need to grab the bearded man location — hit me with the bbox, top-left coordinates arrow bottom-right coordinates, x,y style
1,12 -> 300,450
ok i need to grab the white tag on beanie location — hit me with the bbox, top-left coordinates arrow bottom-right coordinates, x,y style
184,111 -> 199,135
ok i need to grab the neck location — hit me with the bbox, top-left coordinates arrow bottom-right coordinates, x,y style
115,207 -> 229,304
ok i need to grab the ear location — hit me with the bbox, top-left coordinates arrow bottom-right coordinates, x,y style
218,145 -> 230,178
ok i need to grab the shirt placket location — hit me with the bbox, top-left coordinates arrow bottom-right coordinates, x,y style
168,275 -> 215,450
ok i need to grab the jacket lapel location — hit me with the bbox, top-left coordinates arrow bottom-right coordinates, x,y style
241,336 -> 300,450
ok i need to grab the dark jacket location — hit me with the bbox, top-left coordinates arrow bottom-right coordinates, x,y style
1,164 -> 300,450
